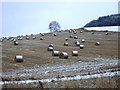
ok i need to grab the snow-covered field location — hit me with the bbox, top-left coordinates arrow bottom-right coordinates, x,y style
84,26 -> 119,32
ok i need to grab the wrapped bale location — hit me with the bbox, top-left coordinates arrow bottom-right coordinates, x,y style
52,50 -> 60,56
40,37 -> 43,40
19,37 -> 23,40
95,42 -> 100,46
59,52 -> 68,59
70,35 -> 73,38
14,41 -> 19,45
65,38 -> 68,41
81,39 -> 85,42
69,30 -> 72,33
74,36 -> 78,39
41,33 -> 44,36
32,36 -> 36,39
105,32 -> 109,35
26,37 -> 30,40
80,30 -> 83,33
49,44 -> 54,47
80,44 -> 84,49
64,42 -> 68,46
0,39 -> 3,42
72,50 -> 78,56
15,55 -> 23,62
13,39 -> 17,43
18,37 -> 22,40
48,47 -> 53,51
75,41 -> 80,46
53,33 -> 57,36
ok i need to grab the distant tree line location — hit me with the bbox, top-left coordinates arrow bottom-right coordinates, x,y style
84,14 -> 120,27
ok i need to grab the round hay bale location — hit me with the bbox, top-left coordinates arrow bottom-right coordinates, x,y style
40,37 -> 43,40
0,39 -> 3,42
48,47 -> 53,51
65,38 -> 68,41
91,32 -> 94,34
75,41 -> 80,46
15,55 -> 23,62
59,52 -> 68,59
13,39 -> 17,42
72,50 -> 78,56
69,30 -> 72,33
49,44 -> 54,47
41,33 -> 44,36
64,42 -> 68,46
52,50 -> 60,56
53,33 -> 57,36
81,39 -> 85,42
95,42 -> 100,46
80,30 -> 83,33
19,37 -> 23,40
73,31 -> 77,34
26,37 -> 30,40
105,32 -> 109,35
70,35 -> 73,38
14,41 -> 19,45
32,36 -> 36,39
74,36 -> 78,39
80,44 -> 84,49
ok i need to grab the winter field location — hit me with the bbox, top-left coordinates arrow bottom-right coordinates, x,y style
0,27 -> 120,89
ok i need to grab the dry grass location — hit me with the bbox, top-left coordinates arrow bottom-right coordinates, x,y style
2,30 -> 119,71
1,29 -> 119,88
2,76 -> 119,88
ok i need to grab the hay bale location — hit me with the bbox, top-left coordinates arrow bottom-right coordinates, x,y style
19,37 -> 23,40
53,33 -> 57,36
65,38 -> 68,41
0,39 -> 3,42
72,50 -> 78,56
59,52 -> 68,59
15,55 -> 23,62
69,30 -> 72,33
49,44 -> 54,47
64,42 -> 68,46
40,37 -> 43,40
52,50 -> 60,56
70,35 -> 73,38
18,37 -> 22,40
95,42 -> 100,46
26,37 -> 30,40
80,30 -> 83,33
48,47 -> 53,51
14,41 -> 19,45
13,39 -> 17,42
11,38 -> 14,41
105,32 -> 109,35
75,41 -> 80,46
81,39 -> 85,42
32,36 -> 36,39
80,44 -> 84,49
73,31 -> 77,34
41,33 -> 44,36
74,36 -> 78,39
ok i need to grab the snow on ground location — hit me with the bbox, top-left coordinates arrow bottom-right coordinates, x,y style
1,57 -> 119,79
0,71 -> 119,85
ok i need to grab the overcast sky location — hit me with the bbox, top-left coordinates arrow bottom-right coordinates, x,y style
1,1 -> 119,37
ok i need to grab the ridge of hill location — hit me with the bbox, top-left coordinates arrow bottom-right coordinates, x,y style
84,14 -> 120,27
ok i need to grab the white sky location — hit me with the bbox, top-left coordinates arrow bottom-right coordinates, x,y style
0,0 -> 119,37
